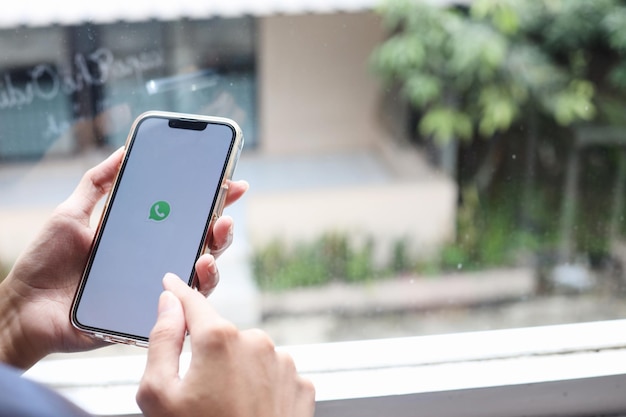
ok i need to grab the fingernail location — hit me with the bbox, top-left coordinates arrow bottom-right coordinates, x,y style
162,272 -> 184,292
162,272 -> 177,286
158,290 -> 179,314
209,258 -> 218,276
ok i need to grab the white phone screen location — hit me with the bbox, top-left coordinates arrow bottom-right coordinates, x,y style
73,116 -> 235,342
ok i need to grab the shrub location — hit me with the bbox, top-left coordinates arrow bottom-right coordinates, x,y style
252,233 -> 380,291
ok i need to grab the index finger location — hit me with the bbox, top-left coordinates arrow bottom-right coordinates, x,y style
144,289 -> 186,382
224,180 -> 249,207
162,273 -> 227,335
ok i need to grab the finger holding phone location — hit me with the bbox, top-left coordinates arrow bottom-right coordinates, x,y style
71,112 -> 244,347
0,114 -> 247,369
0,110 -> 316,417
137,273 -> 316,417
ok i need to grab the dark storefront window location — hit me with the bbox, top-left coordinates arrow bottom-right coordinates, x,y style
0,17 -> 256,160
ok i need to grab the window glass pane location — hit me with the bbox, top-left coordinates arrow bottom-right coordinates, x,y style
1,1 -> 625,355
0,18 -> 256,161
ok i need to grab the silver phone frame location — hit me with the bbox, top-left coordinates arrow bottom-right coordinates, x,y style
70,111 -> 244,347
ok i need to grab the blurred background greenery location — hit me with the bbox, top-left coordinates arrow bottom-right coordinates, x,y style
254,0 -> 626,291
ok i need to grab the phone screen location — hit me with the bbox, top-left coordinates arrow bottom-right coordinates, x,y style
73,115 -> 237,343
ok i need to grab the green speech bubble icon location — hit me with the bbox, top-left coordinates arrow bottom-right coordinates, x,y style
148,200 -> 171,221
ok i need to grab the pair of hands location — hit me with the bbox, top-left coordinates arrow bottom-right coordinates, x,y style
0,148 -> 315,417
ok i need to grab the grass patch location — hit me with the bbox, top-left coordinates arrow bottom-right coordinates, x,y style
252,233 -> 399,291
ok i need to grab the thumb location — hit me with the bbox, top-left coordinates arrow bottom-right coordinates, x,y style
144,285 -> 186,382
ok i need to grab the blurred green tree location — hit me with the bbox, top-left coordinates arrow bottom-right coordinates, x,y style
372,0 -> 604,144
372,0 -> 626,266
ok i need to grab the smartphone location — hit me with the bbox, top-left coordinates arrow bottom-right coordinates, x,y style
71,111 -> 243,347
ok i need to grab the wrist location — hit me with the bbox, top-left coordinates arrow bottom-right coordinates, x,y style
0,274 -> 48,370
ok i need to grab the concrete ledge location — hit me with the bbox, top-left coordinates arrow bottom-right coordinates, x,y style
261,268 -> 536,317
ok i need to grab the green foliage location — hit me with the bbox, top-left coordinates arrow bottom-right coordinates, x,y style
551,80 -> 596,125
371,0 -> 626,143
252,233 -> 418,291
541,0 -> 616,51
374,34 -> 427,76
447,22 -> 507,83
471,0 -> 520,35
390,237 -> 412,274
371,0 -> 626,271
478,85 -> 518,136
253,208 -> 550,290
456,185 -> 481,260
438,245 -> 469,270
252,233 -> 377,291
419,107 -> 473,142
608,62 -> 626,90
405,73 -> 441,107
345,239 -> 376,283
435,184 -> 545,272
252,240 -> 329,290
604,7 -> 626,52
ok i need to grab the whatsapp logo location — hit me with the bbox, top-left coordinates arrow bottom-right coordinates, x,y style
148,200 -> 171,222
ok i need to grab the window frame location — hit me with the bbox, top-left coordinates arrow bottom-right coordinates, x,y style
25,319 -> 626,416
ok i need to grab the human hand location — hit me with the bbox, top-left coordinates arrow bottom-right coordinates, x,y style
137,274 -> 316,417
0,148 -> 248,370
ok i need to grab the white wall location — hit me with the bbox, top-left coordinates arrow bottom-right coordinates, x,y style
258,12 -> 386,155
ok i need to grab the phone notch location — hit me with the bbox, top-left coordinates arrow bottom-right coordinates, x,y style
168,118 -> 208,131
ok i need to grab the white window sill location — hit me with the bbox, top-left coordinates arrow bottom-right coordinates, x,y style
25,319 -> 626,416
